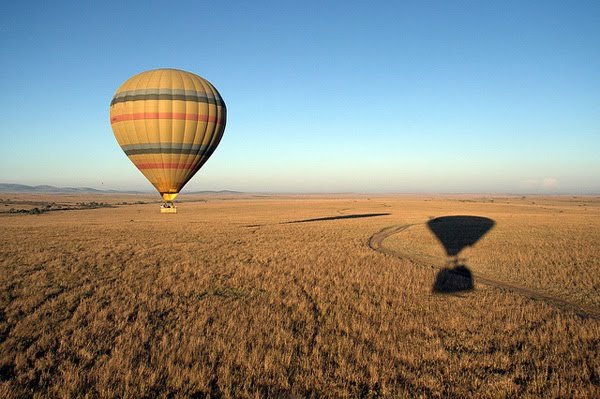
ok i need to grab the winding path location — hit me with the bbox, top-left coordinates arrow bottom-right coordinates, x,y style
368,223 -> 600,320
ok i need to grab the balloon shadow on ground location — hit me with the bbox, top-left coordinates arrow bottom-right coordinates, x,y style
427,216 -> 495,294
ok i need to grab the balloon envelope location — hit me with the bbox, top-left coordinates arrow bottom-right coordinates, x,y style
109,68 -> 226,201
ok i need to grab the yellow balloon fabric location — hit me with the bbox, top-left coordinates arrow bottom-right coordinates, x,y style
109,69 -> 226,201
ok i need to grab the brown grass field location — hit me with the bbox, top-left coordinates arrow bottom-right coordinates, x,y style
1,193 -> 599,398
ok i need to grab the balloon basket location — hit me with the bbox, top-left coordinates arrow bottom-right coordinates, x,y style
160,203 -> 177,213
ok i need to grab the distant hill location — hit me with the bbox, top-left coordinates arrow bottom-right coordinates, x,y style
0,183 -> 143,194
184,190 -> 243,195
0,184 -> 243,195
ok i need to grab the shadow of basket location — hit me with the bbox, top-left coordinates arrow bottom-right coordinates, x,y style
432,265 -> 474,293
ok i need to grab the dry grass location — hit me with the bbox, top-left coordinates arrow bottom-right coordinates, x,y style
0,195 -> 599,398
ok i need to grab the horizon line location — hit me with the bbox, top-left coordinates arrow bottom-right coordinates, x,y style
1,183 -> 598,197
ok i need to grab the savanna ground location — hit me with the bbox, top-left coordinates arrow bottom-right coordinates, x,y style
0,193 -> 599,398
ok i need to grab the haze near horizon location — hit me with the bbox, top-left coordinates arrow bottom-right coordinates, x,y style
1,1 -> 598,194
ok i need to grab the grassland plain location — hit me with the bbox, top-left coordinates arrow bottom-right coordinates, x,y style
0,194 -> 598,398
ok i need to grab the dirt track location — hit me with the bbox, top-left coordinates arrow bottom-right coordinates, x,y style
368,223 -> 600,320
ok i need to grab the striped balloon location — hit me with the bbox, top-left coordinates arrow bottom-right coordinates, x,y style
109,68 -> 226,202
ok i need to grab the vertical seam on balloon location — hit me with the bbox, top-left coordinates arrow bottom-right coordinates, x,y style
194,76 -> 211,188
165,69 -> 174,193
174,70 -> 187,193
196,77 -> 216,183
154,71 -> 167,192
186,76 -> 209,189
158,69 -> 168,194
142,70 -> 160,193
179,75 -> 195,189
110,87 -> 128,157
172,71 -> 181,191
118,78 -> 133,148
204,79 -> 220,170
191,79 -> 214,180
180,73 -> 195,189
129,74 -> 153,191
184,75 -> 202,188
204,81 -> 225,170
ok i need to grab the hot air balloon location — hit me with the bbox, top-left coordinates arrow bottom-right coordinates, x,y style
109,68 -> 226,213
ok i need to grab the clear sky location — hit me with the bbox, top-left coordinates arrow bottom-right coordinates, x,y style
1,1 -> 598,194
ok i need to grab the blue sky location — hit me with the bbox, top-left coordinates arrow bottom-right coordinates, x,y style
1,1 -> 598,193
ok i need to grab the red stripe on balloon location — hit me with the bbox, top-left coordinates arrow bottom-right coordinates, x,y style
136,162 -> 197,170
111,112 -> 221,124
